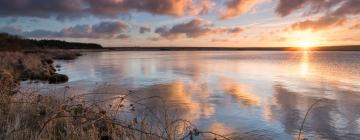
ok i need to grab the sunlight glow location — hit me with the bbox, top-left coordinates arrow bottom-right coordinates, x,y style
289,31 -> 321,49
299,40 -> 315,49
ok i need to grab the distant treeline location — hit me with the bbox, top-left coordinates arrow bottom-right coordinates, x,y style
0,33 -> 103,51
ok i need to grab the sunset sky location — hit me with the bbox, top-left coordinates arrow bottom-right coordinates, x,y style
0,0 -> 359,47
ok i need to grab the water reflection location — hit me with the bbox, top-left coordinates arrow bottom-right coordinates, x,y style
300,51 -> 310,76
220,78 -> 260,107
49,51 -> 360,139
126,81 -> 215,123
272,83 -> 360,139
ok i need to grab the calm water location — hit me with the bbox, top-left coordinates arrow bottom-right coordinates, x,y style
50,51 -> 360,139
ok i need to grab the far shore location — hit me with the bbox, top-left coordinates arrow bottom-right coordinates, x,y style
102,45 -> 360,51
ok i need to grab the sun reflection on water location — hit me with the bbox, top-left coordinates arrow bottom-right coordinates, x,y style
300,50 -> 310,76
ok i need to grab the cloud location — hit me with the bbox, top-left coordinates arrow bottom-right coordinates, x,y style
22,30 -> 60,38
147,37 -> 161,41
226,27 -> 244,34
92,21 -> 128,34
275,0 -> 341,17
155,19 -> 244,39
6,18 -> 18,24
1,21 -> 129,39
88,0 -> 213,17
341,38 -> 360,41
54,21 -> 128,38
0,0 -> 212,19
276,0 -> 360,17
277,0 -> 360,31
350,23 -> 360,30
332,0 -> 360,17
0,26 -> 22,35
220,0 -> 266,20
211,39 -> 229,42
116,34 -> 130,39
155,19 -> 215,39
0,0 -> 84,20
291,16 -> 346,31
139,27 -> 151,34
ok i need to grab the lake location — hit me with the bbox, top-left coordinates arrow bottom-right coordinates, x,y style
39,51 -> 360,139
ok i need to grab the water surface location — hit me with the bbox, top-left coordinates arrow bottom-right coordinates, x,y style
52,51 -> 360,139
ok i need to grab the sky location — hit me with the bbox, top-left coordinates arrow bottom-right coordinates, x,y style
0,0 -> 359,47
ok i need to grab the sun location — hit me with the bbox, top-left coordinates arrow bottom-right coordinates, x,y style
289,31 -> 321,49
299,39 -> 316,49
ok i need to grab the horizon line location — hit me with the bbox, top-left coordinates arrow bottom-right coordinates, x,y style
102,45 -> 360,51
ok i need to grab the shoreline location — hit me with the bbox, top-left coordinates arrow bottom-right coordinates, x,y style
102,45 -> 360,51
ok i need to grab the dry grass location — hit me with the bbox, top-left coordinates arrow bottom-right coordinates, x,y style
0,51 -> 78,84
0,83 -> 230,140
0,52 -> 55,82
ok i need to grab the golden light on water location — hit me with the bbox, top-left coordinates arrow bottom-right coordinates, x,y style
300,50 -> 310,76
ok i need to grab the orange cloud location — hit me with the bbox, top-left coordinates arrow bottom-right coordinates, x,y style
211,39 -> 229,42
351,23 -> 360,30
291,16 -> 346,31
0,0 -> 212,19
87,0 -> 212,17
278,0 -> 359,32
220,0 -> 265,20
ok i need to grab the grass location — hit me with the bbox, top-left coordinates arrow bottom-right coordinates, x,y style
0,84 -> 229,140
0,52 -> 54,81
0,50 -> 84,84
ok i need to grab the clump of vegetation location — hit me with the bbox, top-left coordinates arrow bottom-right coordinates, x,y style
0,52 -> 53,80
0,52 -> 69,84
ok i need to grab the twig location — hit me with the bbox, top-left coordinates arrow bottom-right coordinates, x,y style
297,99 -> 324,140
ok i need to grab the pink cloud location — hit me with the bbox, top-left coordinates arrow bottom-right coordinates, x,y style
220,0 -> 266,20
291,16 -> 346,31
